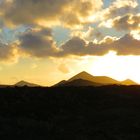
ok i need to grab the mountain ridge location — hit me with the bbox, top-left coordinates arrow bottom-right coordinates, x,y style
15,80 -> 40,87
54,79 -> 102,87
120,79 -> 137,85
68,71 -> 119,84
54,71 -> 138,87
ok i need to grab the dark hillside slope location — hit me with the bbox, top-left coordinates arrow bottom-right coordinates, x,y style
15,80 -> 40,87
68,71 -> 119,84
55,79 -> 102,87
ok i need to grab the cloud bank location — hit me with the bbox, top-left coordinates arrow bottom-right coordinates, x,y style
0,0 -> 140,63
1,28 -> 140,62
0,0 -> 103,28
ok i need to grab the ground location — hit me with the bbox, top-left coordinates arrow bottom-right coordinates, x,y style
0,86 -> 140,139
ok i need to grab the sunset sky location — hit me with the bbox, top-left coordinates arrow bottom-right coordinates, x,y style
0,0 -> 140,86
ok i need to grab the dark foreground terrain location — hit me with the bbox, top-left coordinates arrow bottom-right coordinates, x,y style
0,86 -> 140,139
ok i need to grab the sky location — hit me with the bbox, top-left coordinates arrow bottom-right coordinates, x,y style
1,0 -> 140,86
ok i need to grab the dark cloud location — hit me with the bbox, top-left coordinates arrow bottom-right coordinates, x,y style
112,14 -> 140,31
18,27 -> 58,58
59,37 -> 111,56
0,0 -> 103,28
60,37 -> 87,56
1,0 -> 140,63
17,31 -> 111,57
59,34 -> 140,56
113,34 -> 140,55
17,30 -> 140,58
1,29 -> 140,62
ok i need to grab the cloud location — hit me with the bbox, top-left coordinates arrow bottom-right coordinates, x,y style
0,42 -> 19,62
112,14 -> 140,31
71,27 -> 103,41
60,37 -> 86,56
18,27 -> 58,58
59,34 -> 140,56
16,28 -> 109,58
112,34 -> 140,55
1,0 -> 140,63
59,36 -> 111,56
58,63 -> 70,74
130,30 -> 140,40
1,29 -> 140,62
16,30 -> 112,58
103,0 -> 138,20
0,0 -> 103,28
100,13 -> 140,34
17,29 -> 140,58
99,36 -> 119,44
99,0 -> 138,29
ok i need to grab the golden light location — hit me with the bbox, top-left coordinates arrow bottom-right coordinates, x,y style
89,51 -> 140,84
130,30 -> 140,40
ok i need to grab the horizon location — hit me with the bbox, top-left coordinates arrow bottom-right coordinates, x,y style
2,70 -> 139,86
1,0 -> 140,86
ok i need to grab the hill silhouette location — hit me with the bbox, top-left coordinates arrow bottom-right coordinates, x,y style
54,71 -> 138,87
15,80 -> 40,87
55,79 -> 102,87
54,80 -> 67,87
120,79 -> 137,85
0,84 -> 10,88
69,71 -> 119,84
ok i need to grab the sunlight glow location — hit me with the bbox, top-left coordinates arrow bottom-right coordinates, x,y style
131,30 -> 140,40
89,51 -> 140,83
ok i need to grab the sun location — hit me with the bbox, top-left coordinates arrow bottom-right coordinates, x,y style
86,51 -> 140,84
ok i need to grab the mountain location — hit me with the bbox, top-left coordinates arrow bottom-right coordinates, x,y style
68,71 -> 95,82
68,71 -> 119,85
15,80 -> 40,87
0,85 -> 10,88
120,79 -> 138,85
54,71 -> 138,87
55,79 -> 102,87
53,80 -> 67,87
